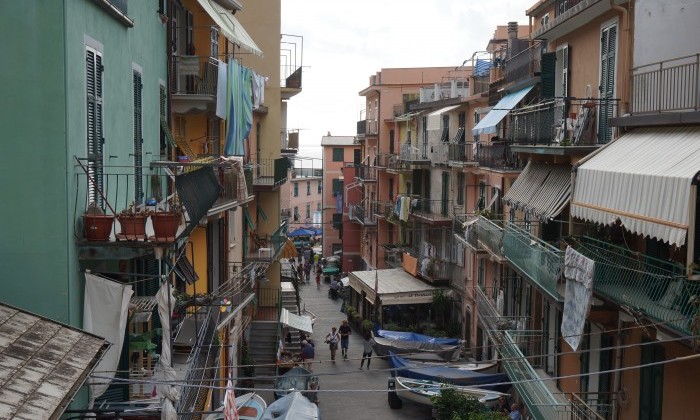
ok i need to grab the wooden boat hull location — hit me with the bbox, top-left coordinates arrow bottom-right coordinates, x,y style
205,393 -> 268,420
394,376 -> 506,408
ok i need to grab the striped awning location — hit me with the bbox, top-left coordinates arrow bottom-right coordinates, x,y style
572,126 -> 700,246
503,162 -> 571,221
196,0 -> 263,57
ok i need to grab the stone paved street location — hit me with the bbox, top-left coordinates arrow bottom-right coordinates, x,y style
258,277 -> 433,419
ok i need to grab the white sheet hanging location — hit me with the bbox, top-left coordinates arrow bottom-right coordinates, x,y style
561,246 -> 594,351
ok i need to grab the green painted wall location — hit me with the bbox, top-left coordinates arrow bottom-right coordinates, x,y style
0,0 -> 167,326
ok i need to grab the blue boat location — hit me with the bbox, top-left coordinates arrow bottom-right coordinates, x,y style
387,352 -> 510,393
375,329 -> 461,346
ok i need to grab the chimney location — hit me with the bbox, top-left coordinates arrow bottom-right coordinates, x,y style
507,21 -> 519,59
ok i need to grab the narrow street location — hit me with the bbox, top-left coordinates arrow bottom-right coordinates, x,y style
257,276 -> 433,419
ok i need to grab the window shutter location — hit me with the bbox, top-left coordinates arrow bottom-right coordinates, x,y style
86,48 -> 104,209
562,45 -> 569,97
133,71 -> 144,203
598,25 -> 617,144
540,52 -> 557,98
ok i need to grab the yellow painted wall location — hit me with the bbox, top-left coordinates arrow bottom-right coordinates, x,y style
186,226 -> 209,295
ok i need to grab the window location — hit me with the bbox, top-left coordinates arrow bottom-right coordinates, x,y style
306,204 -> 311,219
332,148 -> 344,162
210,27 -> 219,58
133,68 -> 143,203
293,183 -> 299,197
317,202 -> 321,211
86,46 -> 104,209
306,181 -> 311,195
441,114 -> 450,142
457,173 -> 465,205
317,180 -> 322,193
332,179 -> 343,196
293,206 -> 299,221
524,213 -> 532,233
478,181 -> 486,210
478,259 -> 485,290
389,178 -> 394,201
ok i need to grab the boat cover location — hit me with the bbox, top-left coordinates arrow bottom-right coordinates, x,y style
387,352 -> 510,392
273,367 -> 319,399
376,329 -> 460,345
261,392 -> 319,420
372,336 -> 460,361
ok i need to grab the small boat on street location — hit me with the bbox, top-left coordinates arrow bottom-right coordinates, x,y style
372,335 -> 461,362
204,392 -> 267,420
273,366 -> 320,400
393,376 -> 508,408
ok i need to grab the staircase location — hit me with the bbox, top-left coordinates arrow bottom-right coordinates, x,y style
247,282 -> 301,384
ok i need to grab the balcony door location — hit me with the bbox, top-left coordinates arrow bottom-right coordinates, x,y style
639,340 -> 664,420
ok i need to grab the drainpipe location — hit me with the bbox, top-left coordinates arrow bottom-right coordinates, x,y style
612,316 -> 624,420
610,0 -> 631,115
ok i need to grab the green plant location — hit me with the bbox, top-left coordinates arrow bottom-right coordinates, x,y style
240,342 -> 256,378
362,319 -> 374,335
119,201 -> 153,217
353,313 -> 362,325
163,194 -> 185,216
129,328 -> 162,359
431,387 -> 489,420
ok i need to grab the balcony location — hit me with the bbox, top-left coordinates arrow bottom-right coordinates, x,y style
251,158 -> 289,190
504,42 -> 541,85
377,153 -> 410,173
247,221 -> 289,262
472,75 -> 490,96
419,79 -> 469,102
629,54 -> 700,116
507,99 -> 613,148
355,165 -> 378,182
399,143 -> 429,163
170,55 -> 219,114
404,248 -> 452,284
280,34 -> 303,99
356,120 -> 367,138
475,217 -> 505,260
476,141 -> 520,170
281,208 -> 292,220
411,199 -> 453,225
430,140 -> 478,167
453,213 -> 484,253
208,159 -> 253,215
349,203 -> 377,226
488,78 -> 507,107
502,223 -> 564,302
533,0 -> 611,41
573,236 -> 699,336
75,161 -> 221,259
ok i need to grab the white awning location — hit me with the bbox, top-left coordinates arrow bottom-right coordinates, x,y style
280,308 -> 314,333
472,85 -> 534,135
572,126 -> 700,246
348,268 -> 442,305
503,162 -> 571,221
427,105 -> 461,131
196,0 -> 263,57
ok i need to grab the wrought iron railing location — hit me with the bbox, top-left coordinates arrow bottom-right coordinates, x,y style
379,153 -> 410,172
399,143 -> 429,161
412,199 -> 453,221
505,42 -> 542,85
555,0 -> 588,16
356,165 -> 378,182
251,158 -> 288,188
476,142 -> 519,170
569,392 -> 615,420
170,55 -> 218,96
630,53 -> 700,114
573,236 -> 699,335
349,203 -> 377,225
503,223 -> 564,301
472,75 -> 490,95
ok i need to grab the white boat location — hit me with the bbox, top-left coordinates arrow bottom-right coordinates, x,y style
204,393 -> 268,420
394,376 -> 507,408
402,353 -> 500,373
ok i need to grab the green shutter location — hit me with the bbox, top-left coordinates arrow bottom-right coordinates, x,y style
133,71 -> 143,203
160,85 -> 177,148
540,52 -> 557,98
243,207 -> 255,230
86,48 -> 105,209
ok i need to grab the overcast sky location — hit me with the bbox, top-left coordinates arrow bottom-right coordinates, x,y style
280,0 -> 535,160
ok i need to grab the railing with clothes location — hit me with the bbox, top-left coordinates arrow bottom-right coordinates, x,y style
170,55 -> 218,96
573,236 -> 699,335
399,143 -> 429,162
630,53 -> 700,114
508,99 -> 603,146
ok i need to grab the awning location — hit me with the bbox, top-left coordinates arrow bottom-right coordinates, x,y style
427,105 -> 460,131
472,85 -> 534,135
196,0 -> 263,57
348,268 -> 442,305
572,126 -> 700,246
0,303 -> 108,419
280,238 -> 298,259
166,246 -> 199,284
280,308 -> 314,333
503,161 -> 571,221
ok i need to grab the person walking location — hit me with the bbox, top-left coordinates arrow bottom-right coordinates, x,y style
325,327 -> 340,363
300,340 -> 315,372
296,263 -> 305,284
339,320 -> 351,360
315,266 -> 321,290
304,260 -> 312,284
360,332 -> 374,370
313,252 -> 320,267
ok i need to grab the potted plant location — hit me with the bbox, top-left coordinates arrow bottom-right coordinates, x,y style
83,202 -> 114,241
152,194 -> 184,238
118,201 -> 151,240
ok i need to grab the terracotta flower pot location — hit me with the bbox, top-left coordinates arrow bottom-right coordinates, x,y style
118,215 -> 147,239
84,214 -> 114,241
152,213 -> 181,238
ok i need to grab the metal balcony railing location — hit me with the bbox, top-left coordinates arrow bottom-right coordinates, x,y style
210,160 -> 252,213
475,217 -> 504,258
476,141 -> 520,170
378,153 -> 410,172
569,392 -> 615,420
574,236 -> 699,335
356,165 -> 378,182
472,75 -> 490,96
630,53 -> 700,114
170,55 -> 219,96
411,199 -> 453,224
399,143 -> 429,162
503,223 -> 564,302
281,208 -> 292,219
488,78 -> 507,107
251,158 -> 288,188
403,248 -> 452,284
419,79 -> 470,102
453,213 -> 481,251
504,42 -> 542,85
281,34 -> 303,90
356,120 -> 367,136
349,203 -> 377,225
555,0 -> 588,16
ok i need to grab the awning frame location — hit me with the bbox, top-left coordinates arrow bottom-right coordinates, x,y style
472,85 -> 534,136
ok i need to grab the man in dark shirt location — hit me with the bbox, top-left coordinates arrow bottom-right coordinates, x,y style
300,340 -> 315,371
339,320 -> 352,360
